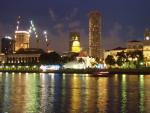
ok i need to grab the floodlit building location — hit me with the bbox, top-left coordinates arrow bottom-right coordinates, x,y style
15,31 -> 30,51
127,40 -> 143,51
143,28 -> 150,66
69,32 -> 81,53
89,11 -> 103,60
6,48 -> 45,64
1,36 -> 15,54
104,47 -> 127,60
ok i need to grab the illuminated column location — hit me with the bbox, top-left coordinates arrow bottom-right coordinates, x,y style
69,32 -> 81,53
89,11 -> 103,60
15,31 -> 30,51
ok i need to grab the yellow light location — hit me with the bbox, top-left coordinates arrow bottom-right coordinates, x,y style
72,41 -> 81,53
15,30 -> 30,34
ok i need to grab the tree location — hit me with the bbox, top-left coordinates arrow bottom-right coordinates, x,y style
126,50 -> 144,68
133,50 -> 144,67
39,52 -> 61,65
105,55 -> 116,67
61,52 -> 79,64
116,51 -> 127,61
116,56 -> 124,66
78,58 -> 85,63
116,51 -> 128,68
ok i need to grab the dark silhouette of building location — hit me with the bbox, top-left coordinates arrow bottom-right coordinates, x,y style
1,36 -> 14,54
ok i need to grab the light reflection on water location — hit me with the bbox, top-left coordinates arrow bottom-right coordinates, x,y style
0,73 -> 150,113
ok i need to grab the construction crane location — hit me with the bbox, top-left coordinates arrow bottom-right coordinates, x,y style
43,30 -> 51,53
16,16 -> 21,31
29,20 -> 40,48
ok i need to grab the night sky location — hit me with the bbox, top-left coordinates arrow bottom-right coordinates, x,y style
0,0 -> 149,53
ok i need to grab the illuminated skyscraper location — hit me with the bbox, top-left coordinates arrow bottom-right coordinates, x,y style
69,32 -> 81,53
15,31 -> 30,51
89,11 -> 103,60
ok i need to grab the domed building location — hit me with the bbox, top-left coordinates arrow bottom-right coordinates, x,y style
72,40 -> 81,53
69,32 -> 81,53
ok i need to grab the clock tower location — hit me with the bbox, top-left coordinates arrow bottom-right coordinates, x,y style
143,28 -> 150,66
144,28 -> 150,41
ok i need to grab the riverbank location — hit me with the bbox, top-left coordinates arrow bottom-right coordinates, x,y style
108,68 -> 150,74
0,68 -> 100,74
1,68 -> 150,74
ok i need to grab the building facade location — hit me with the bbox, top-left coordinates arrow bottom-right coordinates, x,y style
15,31 -> 30,51
0,53 -> 5,64
104,47 -> 127,61
5,48 -> 45,64
127,40 -> 143,51
89,11 -> 103,60
1,36 -> 14,54
69,32 -> 81,53
143,28 -> 150,66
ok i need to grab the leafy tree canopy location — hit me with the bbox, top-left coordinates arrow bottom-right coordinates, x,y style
39,52 -> 61,65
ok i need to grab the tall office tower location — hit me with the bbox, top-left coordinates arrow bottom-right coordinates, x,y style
143,28 -> 150,66
1,36 -> 14,54
69,32 -> 81,53
89,11 -> 103,60
15,31 -> 30,51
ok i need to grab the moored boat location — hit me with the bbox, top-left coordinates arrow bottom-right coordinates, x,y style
92,71 -> 109,77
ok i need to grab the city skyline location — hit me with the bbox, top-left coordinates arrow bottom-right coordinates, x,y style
0,0 -> 149,52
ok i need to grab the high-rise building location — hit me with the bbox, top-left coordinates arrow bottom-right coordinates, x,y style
15,31 -> 30,51
143,28 -> 150,66
1,36 -> 14,54
88,11 -> 103,60
69,32 -> 81,53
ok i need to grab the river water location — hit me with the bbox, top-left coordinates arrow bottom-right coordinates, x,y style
0,72 -> 150,113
